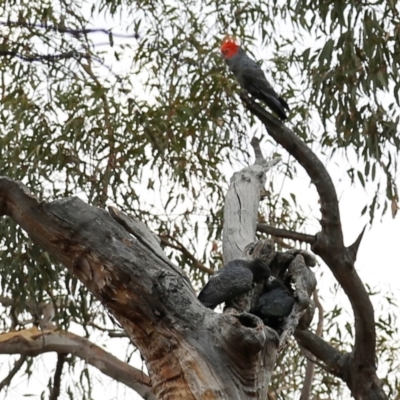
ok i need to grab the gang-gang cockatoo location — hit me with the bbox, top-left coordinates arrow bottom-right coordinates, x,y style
220,35 -> 289,120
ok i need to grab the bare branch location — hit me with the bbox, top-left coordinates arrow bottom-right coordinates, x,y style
240,94 -> 343,246
257,224 -> 315,245
251,136 -> 266,163
0,327 -> 155,400
0,355 -> 27,391
50,353 -> 66,400
294,329 -> 344,378
240,97 -> 384,399
0,50 -> 90,62
0,20 -> 140,39
108,332 -> 129,338
300,290 -> 324,400
250,137 -> 282,168
1,177 -> 274,398
0,177 -> 201,398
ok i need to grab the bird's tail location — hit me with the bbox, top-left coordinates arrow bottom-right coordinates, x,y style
269,97 -> 289,120
259,92 -> 289,120
279,97 -> 290,112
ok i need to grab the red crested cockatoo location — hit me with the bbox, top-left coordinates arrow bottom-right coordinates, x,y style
220,36 -> 289,120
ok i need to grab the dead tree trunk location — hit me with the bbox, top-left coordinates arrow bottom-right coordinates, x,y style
0,102 -> 388,399
0,138 -> 283,399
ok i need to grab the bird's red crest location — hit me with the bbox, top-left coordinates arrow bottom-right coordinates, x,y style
220,35 -> 240,58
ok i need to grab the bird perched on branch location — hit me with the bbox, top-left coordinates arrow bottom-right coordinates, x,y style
198,258 -> 271,310
220,35 -> 289,120
252,279 -> 295,333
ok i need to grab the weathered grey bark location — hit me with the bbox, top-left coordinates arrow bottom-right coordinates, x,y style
300,290 -> 324,400
1,97 -> 382,399
0,151 -> 283,400
223,137 -> 280,262
0,125 -> 323,399
0,326 -> 155,399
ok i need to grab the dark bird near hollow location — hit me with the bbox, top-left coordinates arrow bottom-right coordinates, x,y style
198,258 -> 271,309
253,279 -> 295,332
220,35 -> 289,120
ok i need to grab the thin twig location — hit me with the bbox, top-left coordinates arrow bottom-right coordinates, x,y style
0,50 -> 89,62
0,20 -> 139,39
159,235 -> 214,275
0,355 -> 27,391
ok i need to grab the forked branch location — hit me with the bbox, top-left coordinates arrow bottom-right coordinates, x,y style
240,98 -> 386,399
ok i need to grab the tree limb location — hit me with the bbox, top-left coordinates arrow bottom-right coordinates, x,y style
257,224 -> 315,245
0,355 -> 27,391
223,137 -> 281,262
240,97 -> 384,399
0,20 -> 140,39
0,176 -> 201,399
294,329 -> 344,378
0,176 -> 280,399
50,353 -> 66,400
240,94 -> 342,246
0,327 -> 155,400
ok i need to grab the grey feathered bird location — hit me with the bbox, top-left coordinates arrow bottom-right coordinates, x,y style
220,35 -> 289,120
198,258 -> 271,309
252,279 -> 295,332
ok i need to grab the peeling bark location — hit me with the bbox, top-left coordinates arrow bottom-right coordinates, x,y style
0,173 -> 281,399
222,137 -> 281,262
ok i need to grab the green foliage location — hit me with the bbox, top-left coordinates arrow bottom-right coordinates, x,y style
0,0 -> 399,398
286,0 -> 399,219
